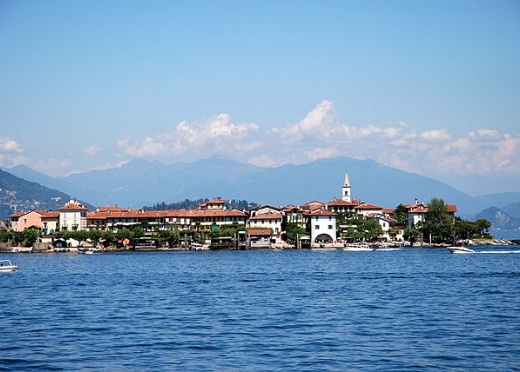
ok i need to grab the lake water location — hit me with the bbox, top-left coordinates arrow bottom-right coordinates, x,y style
2,247 -> 520,371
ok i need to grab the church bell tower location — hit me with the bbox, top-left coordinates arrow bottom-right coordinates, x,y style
342,168 -> 351,202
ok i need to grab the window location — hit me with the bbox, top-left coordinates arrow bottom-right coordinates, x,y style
328,225 -> 333,229
315,225 -> 320,230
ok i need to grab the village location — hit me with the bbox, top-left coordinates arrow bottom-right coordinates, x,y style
5,169 -> 468,252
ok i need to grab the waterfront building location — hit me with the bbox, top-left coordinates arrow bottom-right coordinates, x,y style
307,208 -> 337,244
327,198 -> 360,215
59,198 -> 88,231
403,199 -> 457,228
355,203 -> 384,218
248,228 -> 272,248
365,213 -> 402,241
282,205 -> 306,229
248,212 -> 283,236
9,210 -> 59,233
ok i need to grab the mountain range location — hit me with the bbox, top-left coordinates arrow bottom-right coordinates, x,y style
3,156 -> 520,227
0,168 -> 93,220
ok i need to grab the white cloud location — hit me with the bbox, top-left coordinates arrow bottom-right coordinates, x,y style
272,100 -> 336,142
304,147 -> 339,162
0,136 -> 26,169
117,114 -> 260,158
420,129 -> 452,142
248,155 -> 280,167
109,100 -> 520,183
31,158 -> 73,177
84,143 -> 102,156
0,136 -> 23,153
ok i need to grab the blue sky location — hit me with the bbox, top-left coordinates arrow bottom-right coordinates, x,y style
0,0 -> 519,196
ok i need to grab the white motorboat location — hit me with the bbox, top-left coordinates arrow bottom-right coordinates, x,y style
343,243 -> 373,251
0,260 -> 18,272
11,246 -> 33,253
78,248 -> 102,254
446,246 -> 475,254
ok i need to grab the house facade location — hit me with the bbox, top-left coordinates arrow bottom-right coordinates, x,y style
59,198 -> 89,231
308,208 -> 337,244
10,210 -> 59,233
248,213 -> 283,236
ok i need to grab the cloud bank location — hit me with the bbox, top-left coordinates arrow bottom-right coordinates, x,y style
114,100 -> 519,180
1,101 -> 518,188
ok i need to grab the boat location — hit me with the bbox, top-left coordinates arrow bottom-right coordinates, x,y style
375,247 -> 403,252
190,243 -> 206,251
343,243 -> 373,251
446,246 -> 475,254
0,260 -> 18,272
78,248 -> 102,254
11,246 -> 33,253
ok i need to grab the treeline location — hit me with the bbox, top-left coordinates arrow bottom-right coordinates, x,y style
143,198 -> 259,211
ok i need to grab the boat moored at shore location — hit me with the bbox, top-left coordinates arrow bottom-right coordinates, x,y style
343,243 -> 373,251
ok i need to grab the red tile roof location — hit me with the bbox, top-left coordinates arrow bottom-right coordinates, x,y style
10,210 -> 59,219
310,209 -> 336,217
328,198 -> 360,207
87,208 -> 247,220
249,213 -> 283,220
355,203 -> 383,210
248,229 -> 271,236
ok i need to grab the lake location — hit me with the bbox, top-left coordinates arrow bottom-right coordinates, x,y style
2,247 -> 520,371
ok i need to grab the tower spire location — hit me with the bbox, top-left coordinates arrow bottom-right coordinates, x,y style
342,168 -> 351,202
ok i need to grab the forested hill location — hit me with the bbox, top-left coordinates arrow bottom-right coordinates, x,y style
143,198 -> 259,211
0,169 -> 91,220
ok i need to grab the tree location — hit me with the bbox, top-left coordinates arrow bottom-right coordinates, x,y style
19,229 -> 40,247
403,226 -> 420,245
0,229 -> 13,243
285,222 -> 307,245
390,204 -> 407,226
388,227 -> 398,240
475,218 -> 492,236
342,219 -> 382,242
420,198 -> 454,243
88,230 -> 109,247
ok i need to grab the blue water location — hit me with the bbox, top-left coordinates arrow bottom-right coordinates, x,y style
2,247 -> 520,371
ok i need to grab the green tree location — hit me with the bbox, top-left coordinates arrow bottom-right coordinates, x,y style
475,218 -> 492,236
388,227 -> 398,240
390,204 -> 407,226
403,226 -> 420,244
88,230 -> 108,247
342,219 -> 382,242
0,229 -> 13,243
19,229 -> 40,247
420,198 -> 454,243
285,222 -> 307,245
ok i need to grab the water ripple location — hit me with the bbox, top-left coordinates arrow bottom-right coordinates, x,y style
2,248 -> 520,370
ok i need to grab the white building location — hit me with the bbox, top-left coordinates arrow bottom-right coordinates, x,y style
59,198 -> 88,231
248,213 -> 283,236
308,208 -> 337,244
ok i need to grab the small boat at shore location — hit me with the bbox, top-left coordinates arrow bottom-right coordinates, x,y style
11,246 -> 32,253
446,246 -> 475,254
0,260 -> 18,272
343,243 -> 373,251
78,248 -> 102,254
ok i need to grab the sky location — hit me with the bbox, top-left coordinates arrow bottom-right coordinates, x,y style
0,0 -> 519,196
